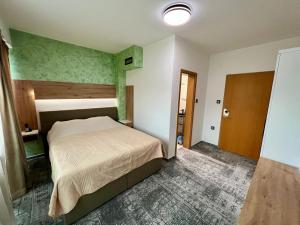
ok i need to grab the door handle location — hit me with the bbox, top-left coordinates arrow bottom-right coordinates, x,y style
223,108 -> 230,117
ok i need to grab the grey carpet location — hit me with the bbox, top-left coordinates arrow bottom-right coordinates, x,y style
13,142 -> 256,225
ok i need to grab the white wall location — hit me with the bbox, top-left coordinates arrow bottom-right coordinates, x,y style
202,36 -> 300,145
261,48 -> 300,168
168,37 -> 209,157
0,17 -> 11,46
127,36 -> 210,159
126,36 -> 175,157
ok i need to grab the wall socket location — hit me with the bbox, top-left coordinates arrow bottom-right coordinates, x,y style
210,126 -> 215,130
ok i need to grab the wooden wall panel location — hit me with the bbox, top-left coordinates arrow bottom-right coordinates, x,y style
126,86 -> 134,122
12,80 -> 38,130
12,80 -> 117,131
32,80 -> 116,99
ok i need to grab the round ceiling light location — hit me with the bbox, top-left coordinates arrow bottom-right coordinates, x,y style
163,3 -> 191,26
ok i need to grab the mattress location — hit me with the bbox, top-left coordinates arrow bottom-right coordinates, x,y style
47,116 -> 163,217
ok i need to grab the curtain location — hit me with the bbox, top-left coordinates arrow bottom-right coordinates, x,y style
0,114 -> 16,225
0,35 -> 28,199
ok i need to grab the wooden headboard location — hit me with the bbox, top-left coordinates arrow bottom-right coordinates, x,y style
12,80 -> 116,130
39,107 -> 118,135
33,81 -> 116,99
12,80 -> 134,131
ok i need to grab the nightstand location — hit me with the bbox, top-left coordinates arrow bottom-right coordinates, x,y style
21,130 -> 44,158
119,120 -> 133,128
21,130 -> 39,142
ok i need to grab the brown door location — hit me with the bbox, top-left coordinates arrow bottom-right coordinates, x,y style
183,72 -> 197,148
219,71 -> 274,160
176,69 -> 197,149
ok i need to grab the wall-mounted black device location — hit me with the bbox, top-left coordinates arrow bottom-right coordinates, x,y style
24,123 -> 32,132
216,100 -> 221,104
125,57 -> 133,65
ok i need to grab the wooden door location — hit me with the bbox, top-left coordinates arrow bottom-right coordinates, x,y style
219,71 -> 274,160
182,70 -> 197,148
126,85 -> 134,123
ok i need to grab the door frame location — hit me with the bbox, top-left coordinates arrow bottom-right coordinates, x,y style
175,69 -> 197,154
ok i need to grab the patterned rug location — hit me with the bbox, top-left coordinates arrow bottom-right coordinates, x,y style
13,142 -> 256,225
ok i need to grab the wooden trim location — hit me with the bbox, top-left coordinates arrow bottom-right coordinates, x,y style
175,73 -> 183,157
12,80 -> 117,131
31,80 -> 116,99
175,69 -> 197,155
126,86 -> 134,124
227,70 -> 275,77
183,70 -> 197,148
12,80 -> 38,130
181,69 -> 197,77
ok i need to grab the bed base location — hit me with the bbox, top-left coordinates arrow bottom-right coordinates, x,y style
63,158 -> 162,225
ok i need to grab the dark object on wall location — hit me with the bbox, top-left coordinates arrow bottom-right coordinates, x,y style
24,123 -> 32,132
125,57 -> 133,65
211,126 -> 215,130
216,100 -> 221,104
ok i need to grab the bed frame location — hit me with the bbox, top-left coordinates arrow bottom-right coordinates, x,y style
39,107 -> 162,225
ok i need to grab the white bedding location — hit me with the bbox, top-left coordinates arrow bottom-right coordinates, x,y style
47,116 -> 122,143
47,116 -> 163,217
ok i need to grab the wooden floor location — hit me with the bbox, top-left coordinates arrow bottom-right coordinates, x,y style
238,157 -> 300,225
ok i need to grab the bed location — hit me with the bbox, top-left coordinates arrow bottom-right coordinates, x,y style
39,107 -> 163,224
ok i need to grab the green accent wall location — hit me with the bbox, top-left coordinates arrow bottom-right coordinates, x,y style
114,46 -> 143,119
9,29 -> 143,120
9,29 -> 115,84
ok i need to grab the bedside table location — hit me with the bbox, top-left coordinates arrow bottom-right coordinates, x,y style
119,120 -> 133,128
21,130 -> 39,142
21,130 -> 44,158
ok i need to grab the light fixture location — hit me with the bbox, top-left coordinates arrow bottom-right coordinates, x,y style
163,3 -> 191,26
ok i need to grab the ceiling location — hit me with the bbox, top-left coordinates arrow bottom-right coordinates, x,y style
1,0 -> 300,53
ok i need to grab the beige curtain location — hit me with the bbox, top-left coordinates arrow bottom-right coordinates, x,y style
0,36 -> 28,199
0,114 -> 16,225
0,160 -> 16,225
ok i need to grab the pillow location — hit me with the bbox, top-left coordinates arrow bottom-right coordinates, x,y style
47,116 -> 121,144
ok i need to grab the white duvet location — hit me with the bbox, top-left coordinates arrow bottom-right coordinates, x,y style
47,116 -> 163,217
